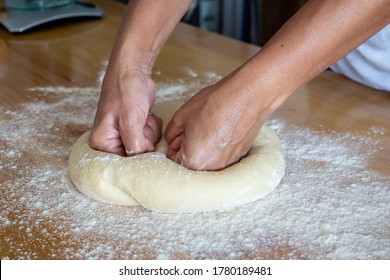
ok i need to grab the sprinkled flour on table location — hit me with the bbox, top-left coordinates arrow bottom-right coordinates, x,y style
0,68 -> 389,260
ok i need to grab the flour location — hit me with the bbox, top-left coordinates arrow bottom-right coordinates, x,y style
0,68 -> 389,260
185,67 -> 198,77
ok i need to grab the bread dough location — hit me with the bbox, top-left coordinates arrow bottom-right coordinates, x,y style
68,102 -> 285,213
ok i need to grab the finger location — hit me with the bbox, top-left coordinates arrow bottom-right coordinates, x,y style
144,112 -> 163,144
167,136 -> 225,171
167,134 -> 182,159
121,111 -> 164,156
120,114 -> 154,156
164,111 -> 184,144
142,113 -> 163,153
168,144 -> 185,166
89,123 -> 126,156
167,135 -> 210,171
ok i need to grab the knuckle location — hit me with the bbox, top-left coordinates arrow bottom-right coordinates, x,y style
169,112 -> 182,128
89,131 -> 104,150
182,153 -> 206,171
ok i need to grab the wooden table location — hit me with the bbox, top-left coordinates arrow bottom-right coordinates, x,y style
1,0 -> 389,260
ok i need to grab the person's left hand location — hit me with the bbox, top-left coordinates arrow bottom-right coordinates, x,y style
89,69 -> 162,157
164,76 -> 265,171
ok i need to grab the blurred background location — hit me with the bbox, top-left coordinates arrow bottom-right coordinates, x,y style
181,0 -> 307,46
0,0 -> 308,46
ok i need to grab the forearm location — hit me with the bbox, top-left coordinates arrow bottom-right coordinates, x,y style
237,0 -> 390,112
108,0 -> 192,75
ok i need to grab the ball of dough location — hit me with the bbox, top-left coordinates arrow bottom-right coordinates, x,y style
68,102 -> 285,213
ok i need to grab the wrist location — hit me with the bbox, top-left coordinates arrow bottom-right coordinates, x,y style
231,53 -> 295,119
108,41 -> 157,76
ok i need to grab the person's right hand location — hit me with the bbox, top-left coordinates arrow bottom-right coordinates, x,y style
89,69 -> 162,157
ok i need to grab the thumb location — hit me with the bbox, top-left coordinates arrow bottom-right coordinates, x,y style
120,116 -> 154,156
167,134 -> 183,160
143,112 -> 163,146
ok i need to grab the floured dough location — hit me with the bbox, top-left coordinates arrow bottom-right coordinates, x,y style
68,102 -> 285,213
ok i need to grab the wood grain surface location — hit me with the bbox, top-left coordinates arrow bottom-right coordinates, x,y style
0,0 -> 389,260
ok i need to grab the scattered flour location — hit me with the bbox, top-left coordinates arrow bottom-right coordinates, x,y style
0,67 -> 389,260
185,67 -> 198,77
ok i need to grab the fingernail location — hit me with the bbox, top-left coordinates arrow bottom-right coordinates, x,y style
125,149 -> 136,156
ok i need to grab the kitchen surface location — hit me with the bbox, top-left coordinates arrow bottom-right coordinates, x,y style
0,0 -> 389,259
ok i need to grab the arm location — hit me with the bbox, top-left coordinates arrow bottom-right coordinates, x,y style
165,0 -> 390,170
89,0 -> 192,156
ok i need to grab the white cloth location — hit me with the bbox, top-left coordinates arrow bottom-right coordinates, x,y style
330,24 -> 390,92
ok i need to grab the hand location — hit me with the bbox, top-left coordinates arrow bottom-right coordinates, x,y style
165,76 -> 265,171
89,69 -> 162,156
